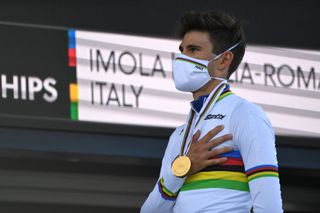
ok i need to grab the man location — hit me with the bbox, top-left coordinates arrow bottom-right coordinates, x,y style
141,11 -> 282,213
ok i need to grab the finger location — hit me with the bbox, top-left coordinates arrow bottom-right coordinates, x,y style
191,130 -> 201,144
205,157 -> 228,167
206,146 -> 233,159
198,125 -> 224,144
205,134 -> 232,149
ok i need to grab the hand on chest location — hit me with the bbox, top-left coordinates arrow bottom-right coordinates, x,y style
192,107 -> 234,150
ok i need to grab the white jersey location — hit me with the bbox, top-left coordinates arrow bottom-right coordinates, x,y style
141,83 -> 283,213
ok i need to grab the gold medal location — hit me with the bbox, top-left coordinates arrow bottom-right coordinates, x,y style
171,155 -> 191,177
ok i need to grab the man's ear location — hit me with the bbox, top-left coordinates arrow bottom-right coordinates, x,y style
217,51 -> 234,72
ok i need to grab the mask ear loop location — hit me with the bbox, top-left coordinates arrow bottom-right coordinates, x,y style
208,41 -> 243,81
210,41 -> 242,61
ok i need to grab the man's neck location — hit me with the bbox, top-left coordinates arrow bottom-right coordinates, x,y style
192,79 -> 222,100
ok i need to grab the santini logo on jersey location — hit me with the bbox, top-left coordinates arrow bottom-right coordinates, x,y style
204,113 -> 226,120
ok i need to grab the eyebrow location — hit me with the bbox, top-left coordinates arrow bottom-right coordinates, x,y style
179,44 -> 202,52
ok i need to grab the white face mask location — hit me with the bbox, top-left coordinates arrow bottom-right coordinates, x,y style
172,41 -> 241,92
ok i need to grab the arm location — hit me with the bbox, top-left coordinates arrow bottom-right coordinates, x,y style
140,127 -> 186,213
230,102 -> 283,213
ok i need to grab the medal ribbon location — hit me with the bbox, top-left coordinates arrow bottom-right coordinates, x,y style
179,82 -> 230,156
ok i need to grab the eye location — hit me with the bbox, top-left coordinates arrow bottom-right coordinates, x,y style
188,46 -> 200,53
190,47 -> 197,52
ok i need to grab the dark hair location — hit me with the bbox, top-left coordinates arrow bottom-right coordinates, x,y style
177,11 -> 246,78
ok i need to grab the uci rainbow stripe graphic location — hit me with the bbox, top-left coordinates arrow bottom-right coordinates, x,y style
245,165 -> 279,182
68,29 -> 78,120
158,178 -> 178,201
181,153 -> 279,192
181,150 -> 249,192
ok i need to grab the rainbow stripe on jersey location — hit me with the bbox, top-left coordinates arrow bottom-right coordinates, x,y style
158,178 -> 178,201
180,150 -> 279,192
245,165 -> 279,182
181,150 -> 250,192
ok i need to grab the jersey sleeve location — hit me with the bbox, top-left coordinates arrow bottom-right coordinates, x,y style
140,126 -> 186,213
229,101 -> 283,213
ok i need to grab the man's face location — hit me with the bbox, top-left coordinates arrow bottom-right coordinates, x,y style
179,30 -> 231,79
179,30 -> 214,61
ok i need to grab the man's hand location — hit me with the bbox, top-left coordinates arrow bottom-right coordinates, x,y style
186,125 -> 233,176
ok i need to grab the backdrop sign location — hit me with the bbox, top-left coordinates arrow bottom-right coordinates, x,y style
75,30 -> 320,138
0,24 -> 72,119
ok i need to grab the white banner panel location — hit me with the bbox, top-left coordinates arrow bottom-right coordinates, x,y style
75,30 -> 320,138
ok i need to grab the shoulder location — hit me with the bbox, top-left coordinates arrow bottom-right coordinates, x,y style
229,94 -> 266,118
166,125 -> 184,149
169,125 -> 184,141
163,125 -> 184,158
227,94 -> 273,130
228,95 -> 275,147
